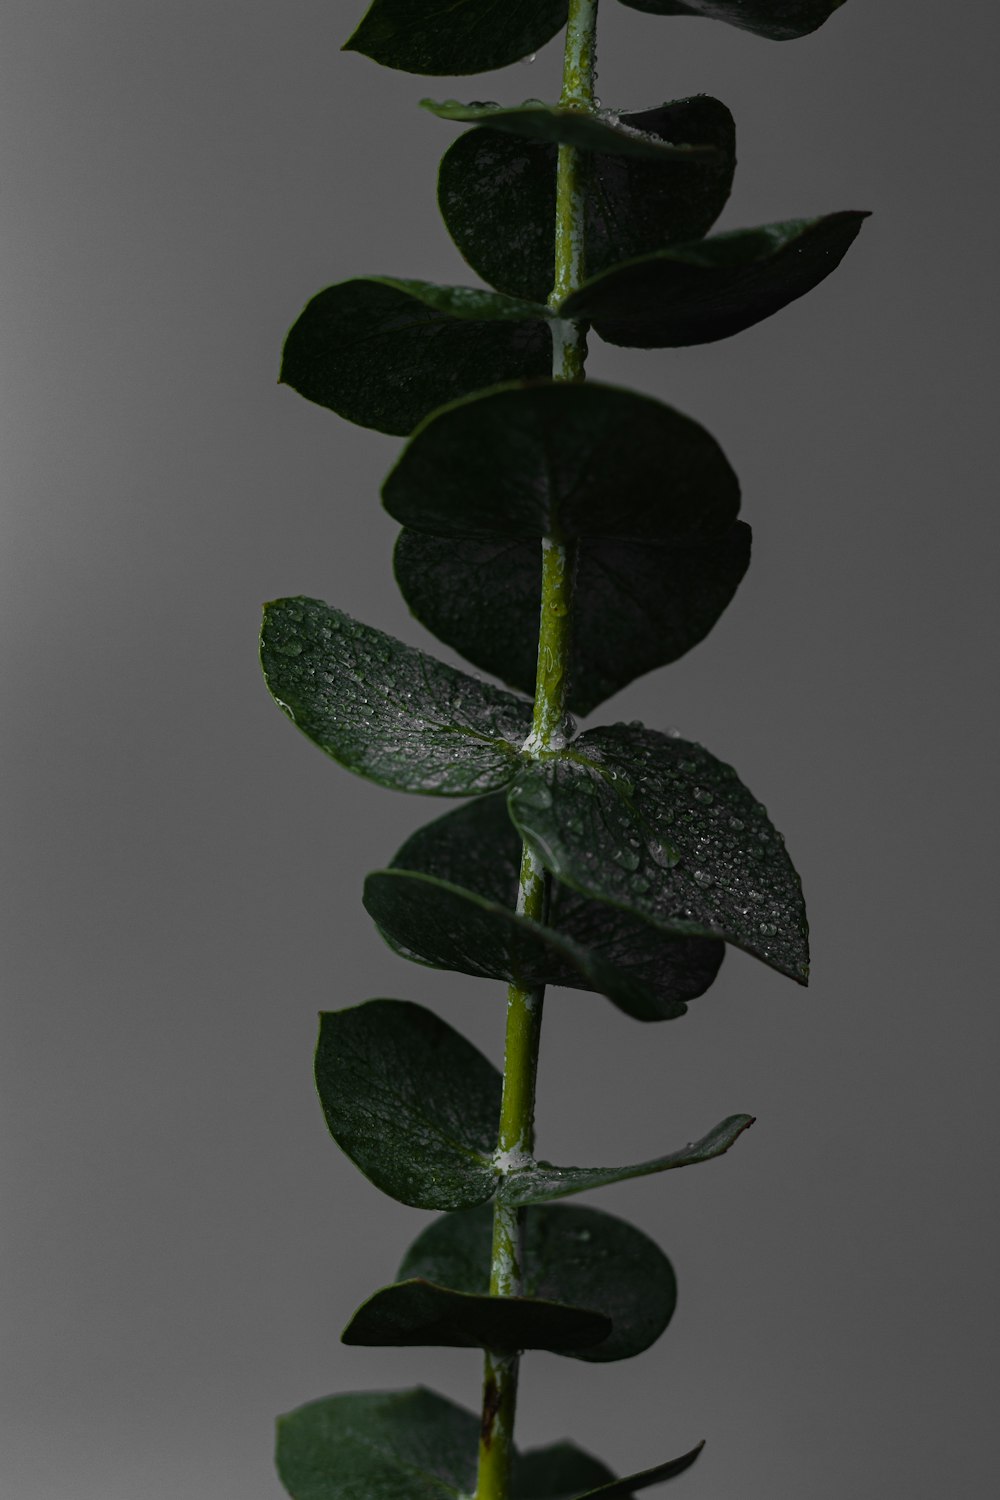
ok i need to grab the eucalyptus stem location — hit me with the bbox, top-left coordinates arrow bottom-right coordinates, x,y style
474,4 -> 598,1499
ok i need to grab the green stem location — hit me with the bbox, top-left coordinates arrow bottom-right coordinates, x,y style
475,5 -> 598,1499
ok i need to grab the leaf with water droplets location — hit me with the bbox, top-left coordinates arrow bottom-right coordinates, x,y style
260,598 -> 532,795
343,0 -> 568,76
386,795 -> 725,1018
276,1386 -> 481,1500
559,213 -> 869,347
617,0 -> 846,42
500,1114 -> 755,1206
384,380 -> 740,542
436,97 -> 735,304
342,1279 -> 611,1354
396,1201 -> 676,1362
508,724 -> 809,983
396,524 -> 751,715
280,277 -> 552,435
314,1001 -> 501,1211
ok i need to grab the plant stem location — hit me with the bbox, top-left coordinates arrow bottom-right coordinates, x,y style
474,5 -> 598,1499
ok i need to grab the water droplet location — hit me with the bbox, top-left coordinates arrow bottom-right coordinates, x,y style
612,846 -> 640,872
277,638 -> 302,657
521,51 -> 536,65
693,869 -> 714,888
759,921 -> 778,937
728,816 -> 745,831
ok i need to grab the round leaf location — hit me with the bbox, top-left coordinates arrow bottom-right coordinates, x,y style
383,380 -> 740,542
276,1386 -> 479,1500
437,97 -> 735,304
260,597 -> 531,795
559,213 -> 869,347
395,523 -> 751,715
342,1278 -> 611,1353
343,0 -> 569,77
315,1001 -> 501,1211
280,277 -> 551,435
398,1202 -> 677,1362
618,0 -> 846,42
508,724 -> 810,982
388,795 -> 725,1017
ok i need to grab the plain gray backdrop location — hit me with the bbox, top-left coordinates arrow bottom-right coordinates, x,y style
2,2 -> 998,1496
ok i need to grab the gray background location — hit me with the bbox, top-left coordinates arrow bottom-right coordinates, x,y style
2,2 -> 998,1496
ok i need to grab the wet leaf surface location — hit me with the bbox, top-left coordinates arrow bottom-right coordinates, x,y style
344,0 -> 569,76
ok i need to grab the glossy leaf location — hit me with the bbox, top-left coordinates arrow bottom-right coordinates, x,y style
276,1386 -> 480,1500
508,724 -> 810,982
389,795 -> 725,1017
618,0 -> 846,42
398,1202 -> 677,1362
314,1001 -> 500,1211
280,278 -> 551,435
424,96 -> 721,160
383,380 -> 740,542
500,1114 -> 755,1206
396,523 -> 752,715
437,97 -> 735,304
342,1278 -> 611,1353
568,1444 -> 705,1499
260,597 -> 531,795
344,0 -> 568,77
560,212 -> 869,347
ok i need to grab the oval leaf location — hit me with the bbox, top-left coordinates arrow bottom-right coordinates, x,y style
500,1114 -> 755,1207
396,523 -> 752,715
342,1278 -> 611,1353
618,0 -> 846,42
437,97 -> 735,304
276,1386 -> 480,1500
559,212 -> 869,347
383,380 -> 740,542
344,0 -> 568,77
398,1202 -> 677,1362
260,597 -> 531,795
315,1001 -> 500,1211
508,724 -> 809,982
280,277 -> 551,434
389,795 -> 725,1016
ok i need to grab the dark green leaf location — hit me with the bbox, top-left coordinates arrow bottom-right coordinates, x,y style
396,523 -> 752,715
437,98 -> 735,304
342,1278 -> 611,1353
618,0 -> 846,42
508,725 -> 809,982
364,869 -> 689,1022
280,278 -> 551,435
513,1443 -> 618,1500
383,380 -> 740,542
344,0 -> 568,77
424,96 -> 721,160
260,597 -> 531,795
559,213 -> 869,347
276,1386 -> 479,1500
500,1114 -> 755,1206
314,1001 -> 500,1211
389,795 -> 725,1018
398,1202 -> 677,1362
568,1444 -> 705,1499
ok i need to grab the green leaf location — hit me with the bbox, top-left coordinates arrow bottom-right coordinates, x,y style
364,869 -> 691,1022
280,278 -> 551,435
383,380 -> 740,542
344,0 -> 568,77
566,1444 -> 705,1499
398,1202 -> 677,1362
436,97 -> 735,304
396,524 -> 752,715
314,1001 -> 500,1211
500,1114 -> 755,1206
559,213 -> 869,347
508,724 -> 810,982
342,1278 -> 611,1353
513,1443 -> 617,1500
618,0 -> 846,42
387,795 -> 725,1017
424,96 -> 722,160
260,598 -> 532,795
276,1386 -> 479,1500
